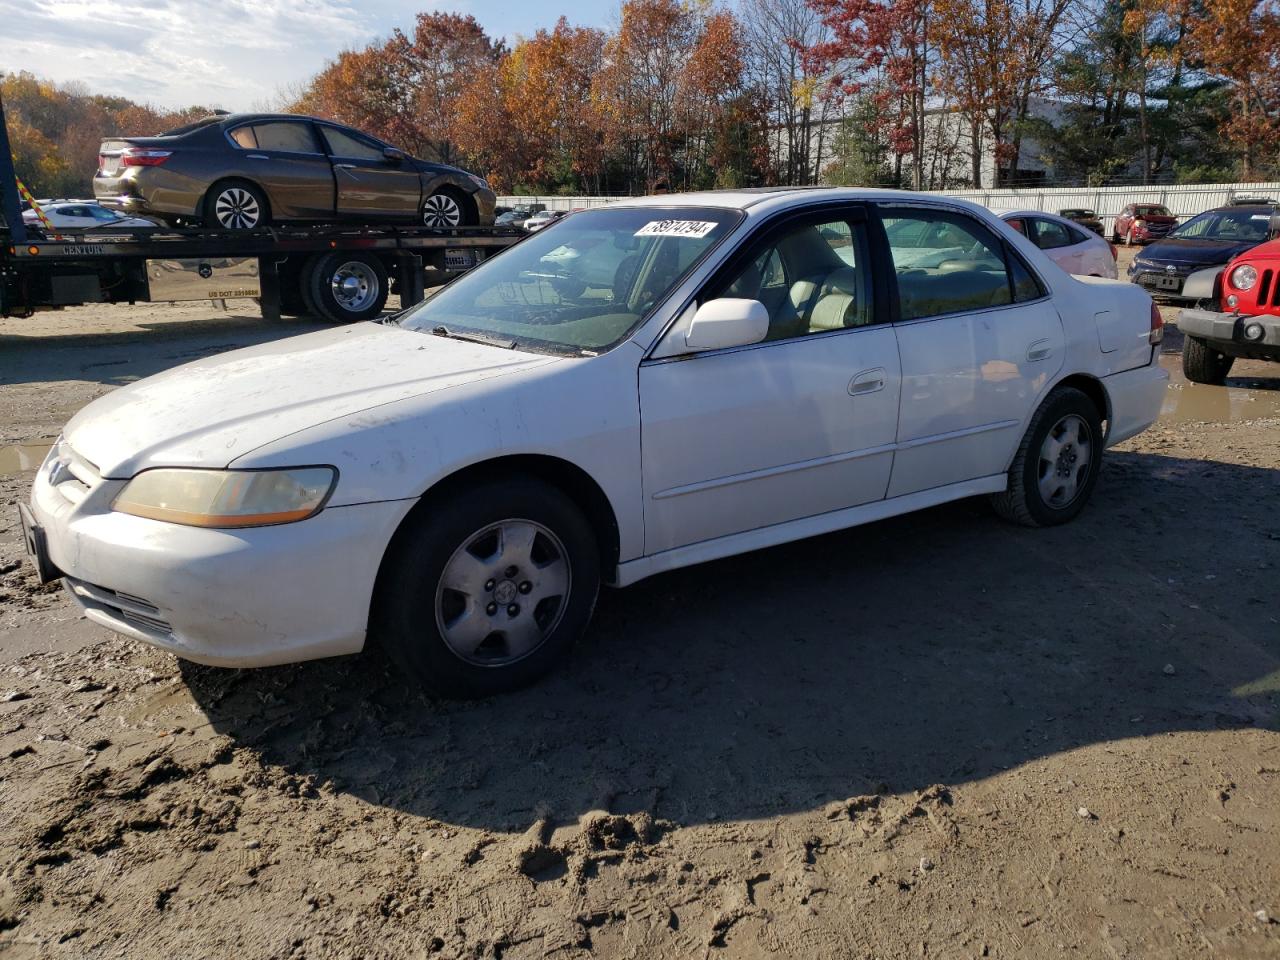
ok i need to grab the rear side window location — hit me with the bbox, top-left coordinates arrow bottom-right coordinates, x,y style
883,209 -> 1037,320
1033,219 -> 1073,250
249,122 -> 318,153
321,127 -> 385,161
229,126 -> 256,149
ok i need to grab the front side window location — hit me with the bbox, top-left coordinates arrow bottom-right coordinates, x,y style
882,208 -> 1040,319
321,127 -> 385,161
399,206 -> 740,354
707,217 -> 872,341
249,122 -> 318,154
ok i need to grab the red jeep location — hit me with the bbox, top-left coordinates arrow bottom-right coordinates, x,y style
1112,203 -> 1177,245
1177,214 -> 1280,383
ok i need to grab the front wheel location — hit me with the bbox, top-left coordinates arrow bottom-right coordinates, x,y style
1182,335 -> 1234,385
990,387 -> 1103,528
421,189 -> 473,227
371,478 -> 601,699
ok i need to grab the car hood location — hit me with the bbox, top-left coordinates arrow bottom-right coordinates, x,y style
1135,237 -> 1263,268
64,324 -> 556,478
1232,238 -> 1280,263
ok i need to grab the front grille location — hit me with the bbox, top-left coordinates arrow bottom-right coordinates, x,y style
1253,269 -> 1280,309
65,577 -> 173,638
1136,272 -> 1185,293
45,441 -> 102,506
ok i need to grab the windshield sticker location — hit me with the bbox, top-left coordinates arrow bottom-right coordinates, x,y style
635,220 -> 719,239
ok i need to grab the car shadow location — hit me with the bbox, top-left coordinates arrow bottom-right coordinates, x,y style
180,450 -> 1279,831
0,312 -> 334,388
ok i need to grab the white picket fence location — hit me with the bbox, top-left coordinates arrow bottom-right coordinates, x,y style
500,182 -> 1280,233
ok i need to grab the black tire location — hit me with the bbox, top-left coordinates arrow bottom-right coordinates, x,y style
371,477 -> 601,699
1111,230 -> 1121,244
203,179 -> 269,230
1182,335 -> 1234,385
305,251 -> 389,323
421,188 -> 475,228
990,387 -> 1104,528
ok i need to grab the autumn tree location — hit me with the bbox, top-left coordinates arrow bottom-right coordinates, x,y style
294,14 -> 503,163
1187,0 -> 1280,178
803,0 -> 936,189
742,0 -> 837,184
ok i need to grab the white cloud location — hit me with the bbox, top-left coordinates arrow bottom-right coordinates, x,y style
2,0 -> 425,110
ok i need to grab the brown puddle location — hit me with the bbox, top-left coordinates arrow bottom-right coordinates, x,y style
1161,381 -> 1280,424
0,441 -> 55,476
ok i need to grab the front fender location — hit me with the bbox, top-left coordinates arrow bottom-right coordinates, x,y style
1182,265 -> 1222,305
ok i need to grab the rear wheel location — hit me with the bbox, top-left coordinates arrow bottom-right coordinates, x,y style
371,478 -> 601,699
304,252 -> 389,323
991,387 -> 1103,528
1182,335 -> 1234,385
204,179 -> 269,229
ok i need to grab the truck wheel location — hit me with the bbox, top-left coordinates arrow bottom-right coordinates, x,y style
305,252 -> 389,323
1182,335 -> 1234,385
370,477 -> 601,699
204,180 -> 269,230
990,387 -> 1103,528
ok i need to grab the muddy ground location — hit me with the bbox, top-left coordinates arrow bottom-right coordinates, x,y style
0,249 -> 1278,959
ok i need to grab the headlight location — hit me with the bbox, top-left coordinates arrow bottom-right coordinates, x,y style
1229,264 -> 1257,290
468,174 -> 489,190
112,467 -> 336,528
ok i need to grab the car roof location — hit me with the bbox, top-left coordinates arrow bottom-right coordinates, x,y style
609,187 -> 996,218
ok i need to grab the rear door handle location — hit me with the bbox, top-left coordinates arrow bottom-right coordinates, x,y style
1027,339 -> 1053,362
849,367 -> 887,396
246,154 -> 269,160
334,163 -> 356,170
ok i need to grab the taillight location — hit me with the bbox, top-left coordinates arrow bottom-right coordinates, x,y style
121,148 -> 172,167
1149,301 -> 1164,345
1107,241 -> 1118,260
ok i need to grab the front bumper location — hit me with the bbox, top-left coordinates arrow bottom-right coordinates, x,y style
1102,362 -> 1169,447
1177,308 -> 1280,358
1129,265 -> 1195,300
27,449 -> 414,668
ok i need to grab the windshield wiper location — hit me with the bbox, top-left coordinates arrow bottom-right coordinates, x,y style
431,325 -> 516,349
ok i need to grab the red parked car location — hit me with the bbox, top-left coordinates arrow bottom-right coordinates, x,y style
1112,203 -> 1177,245
1177,214 -> 1280,383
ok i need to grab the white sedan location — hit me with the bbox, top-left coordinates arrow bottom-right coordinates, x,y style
21,188 -> 1167,698
1000,210 -> 1118,279
24,199 -> 156,231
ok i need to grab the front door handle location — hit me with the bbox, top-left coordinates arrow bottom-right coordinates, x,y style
849,367 -> 887,396
246,154 -> 269,160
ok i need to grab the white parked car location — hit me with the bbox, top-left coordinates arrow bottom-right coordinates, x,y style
1000,210 -> 1118,279
23,199 -> 156,231
20,189 -> 1168,698
524,209 -> 563,232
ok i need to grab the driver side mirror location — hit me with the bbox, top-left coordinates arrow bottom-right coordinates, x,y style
383,146 -> 407,165
685,298 -> 770,351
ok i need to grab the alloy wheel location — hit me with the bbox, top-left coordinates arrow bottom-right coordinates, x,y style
214,187 -> 261,229
1037,414 -> 1093,508
329,260 -> 380,313
434,520 -> 571,666
422,193 -> 462,228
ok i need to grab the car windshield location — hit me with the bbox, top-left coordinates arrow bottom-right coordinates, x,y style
399,206 -> 741,354
1061,209 -> 1094,217
1134,206 -> 1171,217
1169,208 -> 1272,242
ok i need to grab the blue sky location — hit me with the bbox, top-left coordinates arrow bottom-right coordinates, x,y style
3,0 -> 617,111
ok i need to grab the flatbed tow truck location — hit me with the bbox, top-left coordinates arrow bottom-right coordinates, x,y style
0,98 -> 523,324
